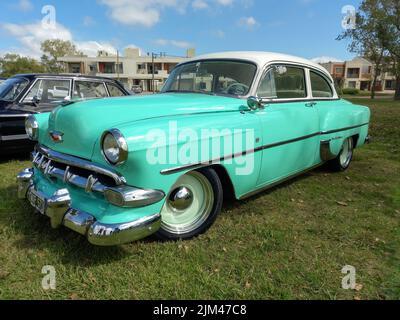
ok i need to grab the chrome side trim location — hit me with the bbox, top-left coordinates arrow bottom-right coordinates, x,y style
160,123 -> 370,175
0,114 -> 31,118
321,122 -> 369,135
320,140 -> 337,161
0,134 -> 29,141
36,144 -> 126,185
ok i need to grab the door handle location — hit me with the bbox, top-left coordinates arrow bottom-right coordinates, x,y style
305,102 -> 317,108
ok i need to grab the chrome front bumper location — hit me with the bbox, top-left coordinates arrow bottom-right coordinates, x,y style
17,168 -> 161,246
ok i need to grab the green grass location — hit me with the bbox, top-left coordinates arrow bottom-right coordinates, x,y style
0,98 -> 399,300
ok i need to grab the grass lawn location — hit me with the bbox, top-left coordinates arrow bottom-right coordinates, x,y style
0,98 -> 399,300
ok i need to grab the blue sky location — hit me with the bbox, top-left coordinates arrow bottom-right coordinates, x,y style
0,0 -> 362,62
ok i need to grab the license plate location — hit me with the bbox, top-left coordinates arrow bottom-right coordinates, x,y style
28,188 -> 46,214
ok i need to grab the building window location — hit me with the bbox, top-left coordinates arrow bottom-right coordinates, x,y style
69,63 -> 81,74
348,81 -> 357,88
347,68 -> 360,79
385,80 -> 395,90
335,67 -> 344,74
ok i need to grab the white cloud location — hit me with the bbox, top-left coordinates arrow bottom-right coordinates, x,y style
17,0 -> 33,12
99,0 -> 190,27
154,39 -> 192,48
311,56 -> 343,63
1,21 -> 117,58
2,22 -> 72,58
238,16 -> 258,29
192,0 -> 209,9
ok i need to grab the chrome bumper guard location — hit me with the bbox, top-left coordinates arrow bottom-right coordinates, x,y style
17,168 -> 161,246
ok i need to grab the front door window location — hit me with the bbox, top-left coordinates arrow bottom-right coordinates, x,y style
23,79 -> 71,104
257,65 -> 307,99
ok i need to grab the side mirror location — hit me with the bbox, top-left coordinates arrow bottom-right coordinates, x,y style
32,95 -> 41,105
247,96 -> 264,110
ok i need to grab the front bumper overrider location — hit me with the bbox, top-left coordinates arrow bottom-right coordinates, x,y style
17,168 -> 162,246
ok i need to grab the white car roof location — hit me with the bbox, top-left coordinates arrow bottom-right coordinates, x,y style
186,51 -> 332,80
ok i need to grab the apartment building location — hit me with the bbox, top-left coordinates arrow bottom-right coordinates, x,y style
320,57 -> 397,92
58,48 -> 195,92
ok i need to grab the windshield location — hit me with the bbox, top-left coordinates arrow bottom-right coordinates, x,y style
0,77 -> 29,101
162,60 -> 257,97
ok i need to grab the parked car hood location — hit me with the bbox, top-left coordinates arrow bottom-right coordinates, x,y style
43,93 -> 247,160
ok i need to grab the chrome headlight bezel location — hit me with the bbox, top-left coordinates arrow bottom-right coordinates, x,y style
25,115 -> 39,141
101,129 -> 128,166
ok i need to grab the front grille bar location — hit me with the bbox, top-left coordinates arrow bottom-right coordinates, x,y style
35,145 -> 126,185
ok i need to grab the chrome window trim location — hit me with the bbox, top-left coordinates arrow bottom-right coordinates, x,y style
20,77 -> 73,103
72,79 -> 108,99
255,63 -> 309,101
250,60 -> 338,101
309,69 -> 335,99
0,76 -> 31,103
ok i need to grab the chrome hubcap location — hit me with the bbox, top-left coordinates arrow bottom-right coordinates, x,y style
161,171 -> 214,235
168,187 -> 194,211
340,138 -> 353,168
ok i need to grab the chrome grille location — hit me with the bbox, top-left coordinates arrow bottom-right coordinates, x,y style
32,145 -> 126,194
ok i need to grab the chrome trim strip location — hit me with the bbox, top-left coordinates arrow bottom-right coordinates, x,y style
0,134 -> 29,141
321,122 -> 369,135
160,123 -> 370,175
36,144 -> 126,185
0,114 -> 31,118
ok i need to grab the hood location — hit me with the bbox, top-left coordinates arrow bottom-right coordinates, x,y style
43,93 -> 246,160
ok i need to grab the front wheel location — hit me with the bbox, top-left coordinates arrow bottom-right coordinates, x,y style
156,168 -> 223,241
328,137 -> 354,171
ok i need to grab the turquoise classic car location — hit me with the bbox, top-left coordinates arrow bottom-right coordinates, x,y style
17,52 -> 371,246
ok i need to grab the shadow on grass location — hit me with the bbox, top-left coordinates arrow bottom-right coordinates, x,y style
0,184 -> 142,266
222,165 -> 330,212
0,152 -> 30,164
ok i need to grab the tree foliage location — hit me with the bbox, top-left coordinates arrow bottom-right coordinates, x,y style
40,39 -> 83,73
337,0 -> 400,100
0,53 -> 45,78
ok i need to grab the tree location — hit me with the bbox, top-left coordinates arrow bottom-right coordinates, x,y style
337,1 -> 389,99
0,53 -> 45,78
40,39 -> 83,73
338,0 -> 400,100
376,0 -> 400,100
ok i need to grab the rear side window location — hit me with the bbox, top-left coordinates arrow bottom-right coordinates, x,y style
310,71 -> 333,98
73,81 -> 107,99
106,83 -> 126,97
257,65 -> 307,99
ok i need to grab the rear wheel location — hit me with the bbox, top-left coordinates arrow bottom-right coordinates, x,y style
328,137 -> 354,171
156,168 -> 223,240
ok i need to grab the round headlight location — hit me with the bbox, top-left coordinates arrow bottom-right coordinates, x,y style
101,129 -> 128,165
25,115 -> 39,141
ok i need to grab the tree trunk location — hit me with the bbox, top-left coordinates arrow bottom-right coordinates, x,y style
395,77 -> 400,101
371,74 -> 378,100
